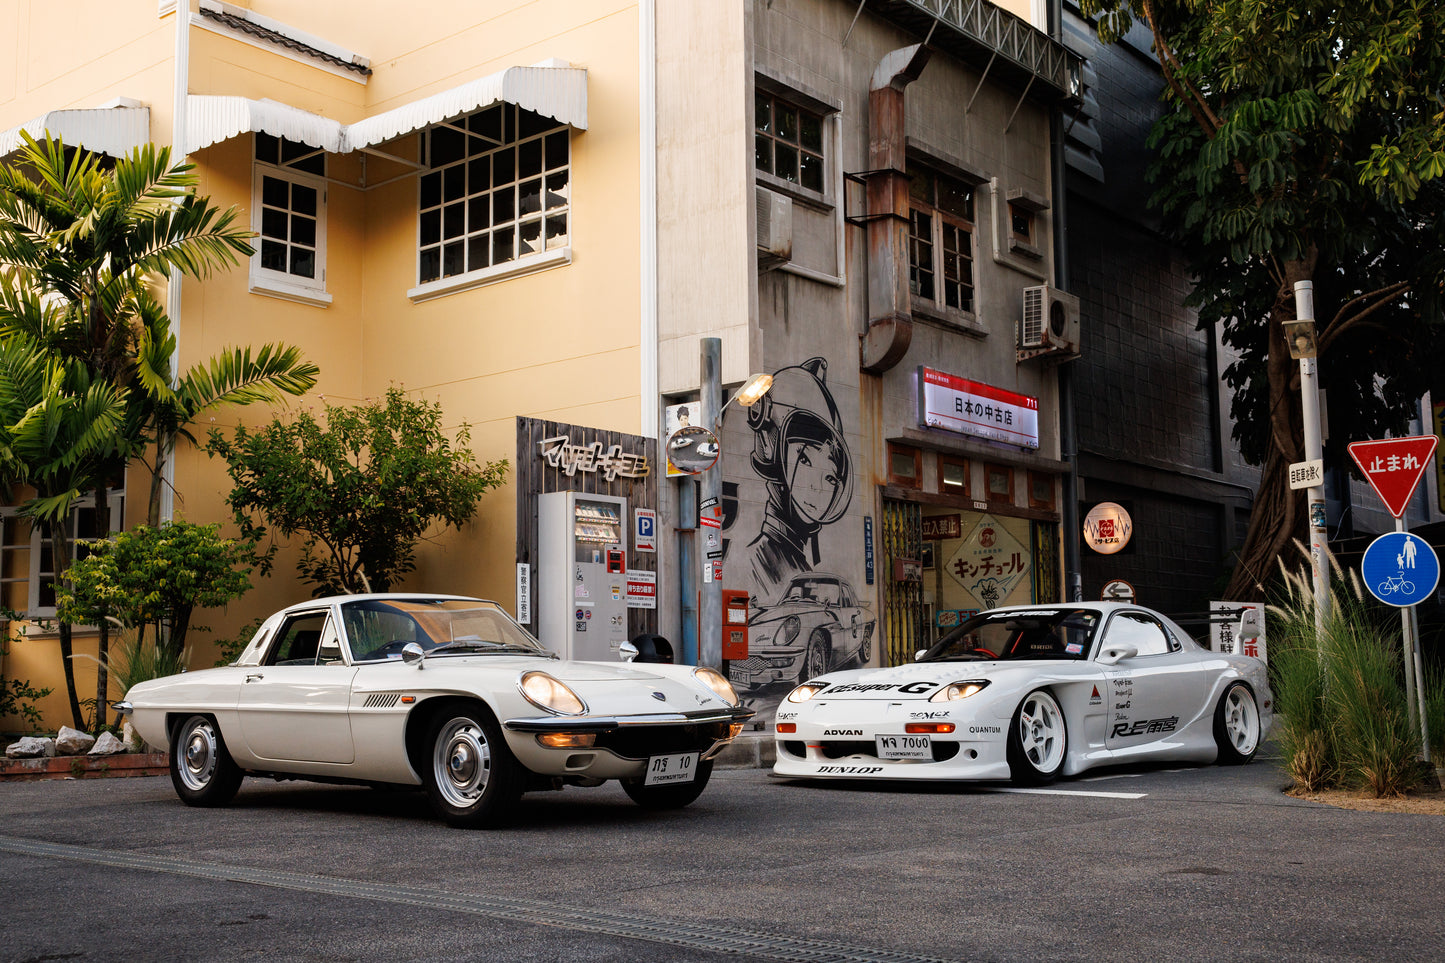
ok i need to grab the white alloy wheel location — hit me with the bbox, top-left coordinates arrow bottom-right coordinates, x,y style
1214,682 -> 1260,764
432,717 -> 494,809
1007,689 -> 1067,784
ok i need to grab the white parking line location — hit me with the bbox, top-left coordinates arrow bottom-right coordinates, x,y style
988,787 -> 1147,799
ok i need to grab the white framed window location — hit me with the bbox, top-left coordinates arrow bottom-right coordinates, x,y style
0,488 -> 123,619
250,134 -> 330,306
908,165 -> 977,318
411,104 -> 571,299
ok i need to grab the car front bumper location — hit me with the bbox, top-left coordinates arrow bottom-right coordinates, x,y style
503,706 -> 755,776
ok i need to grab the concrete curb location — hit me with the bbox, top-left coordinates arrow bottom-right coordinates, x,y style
713,730 -> 776,770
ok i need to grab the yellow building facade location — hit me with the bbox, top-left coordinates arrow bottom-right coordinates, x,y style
1,0 -> 654,729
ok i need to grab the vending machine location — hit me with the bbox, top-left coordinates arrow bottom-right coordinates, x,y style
538,491 -> 629,661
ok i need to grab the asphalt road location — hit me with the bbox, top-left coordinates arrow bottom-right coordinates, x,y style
2,745 -> 1442,962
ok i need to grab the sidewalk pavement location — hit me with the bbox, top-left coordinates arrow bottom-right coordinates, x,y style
715,728 -> 776,770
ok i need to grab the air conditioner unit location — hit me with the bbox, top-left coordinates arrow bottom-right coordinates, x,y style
1018,285 -> 1081,360
755,185 -> 793,270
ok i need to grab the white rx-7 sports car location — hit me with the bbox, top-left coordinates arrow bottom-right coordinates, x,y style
117,594 -> 752,828
773,602 -> 1271,785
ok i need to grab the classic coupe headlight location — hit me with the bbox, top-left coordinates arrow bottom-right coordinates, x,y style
786,682 -> 828,704
519,671 -> 586,715
929,680 -> 990,702
694,666 -> 740,706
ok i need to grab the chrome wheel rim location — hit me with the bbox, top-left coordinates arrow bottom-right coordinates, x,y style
179,721 -> 219,791
1223,686 -> 1259,756
433,717 -> 491,809
1017,692 -> 1064,773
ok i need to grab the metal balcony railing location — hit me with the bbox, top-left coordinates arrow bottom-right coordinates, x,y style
867,0 -> 1084,104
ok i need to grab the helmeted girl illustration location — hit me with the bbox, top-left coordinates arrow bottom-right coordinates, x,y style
744,357 -> 853,590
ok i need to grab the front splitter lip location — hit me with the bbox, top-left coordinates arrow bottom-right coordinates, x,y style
770,759 -> 1013,782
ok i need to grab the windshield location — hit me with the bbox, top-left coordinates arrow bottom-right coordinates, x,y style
781,580 -> 841,605
343,598 -> 545,662
920,608 -> 1101,662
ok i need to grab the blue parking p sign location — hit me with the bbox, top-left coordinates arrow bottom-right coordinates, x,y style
1361,532 -> 1439,607
634,508 -> 657,553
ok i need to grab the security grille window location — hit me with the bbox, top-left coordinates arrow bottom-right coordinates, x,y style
908,166 -> 975,314
418,105 -> 570,284
754,91 -> 825,193
253,134 -> 326,293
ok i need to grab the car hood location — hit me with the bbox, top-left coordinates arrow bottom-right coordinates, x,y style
752,600 -> 829,625
803,660 -> 1056,700
409,656 -> 733,715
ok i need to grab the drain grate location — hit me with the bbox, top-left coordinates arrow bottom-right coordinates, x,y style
0,835 -> 957,963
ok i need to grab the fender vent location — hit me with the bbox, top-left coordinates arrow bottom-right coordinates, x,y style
362,693 -> 401,709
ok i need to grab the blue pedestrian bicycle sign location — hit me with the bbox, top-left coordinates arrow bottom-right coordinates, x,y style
1361,532 -> 1439,607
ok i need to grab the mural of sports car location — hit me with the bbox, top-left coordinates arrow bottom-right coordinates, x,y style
729,574 -> 876,688
773,602 -> 1271,785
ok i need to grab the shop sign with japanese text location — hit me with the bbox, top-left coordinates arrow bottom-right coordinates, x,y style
945,514 -> 1031,609
917,366 -> 1039,449
538,435 -> 650,480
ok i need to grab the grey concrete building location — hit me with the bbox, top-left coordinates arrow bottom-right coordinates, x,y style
654,0 -> 1083,713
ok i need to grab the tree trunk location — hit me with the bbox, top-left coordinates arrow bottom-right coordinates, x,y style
91,485 -> 110,734
48,526 -> 83,729
1222,260 -> 1314,600
166,603 -> 193,663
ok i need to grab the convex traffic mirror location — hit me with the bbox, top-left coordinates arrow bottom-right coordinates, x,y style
666,425 -> 720,474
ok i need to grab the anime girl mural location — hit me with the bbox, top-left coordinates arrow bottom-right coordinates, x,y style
743,357 -> 853,593
724,357 -> 872,708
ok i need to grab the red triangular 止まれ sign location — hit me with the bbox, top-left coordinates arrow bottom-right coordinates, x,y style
1347,435 -> 1439,518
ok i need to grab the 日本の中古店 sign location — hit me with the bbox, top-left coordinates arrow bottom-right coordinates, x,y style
918,367 -> 1039,449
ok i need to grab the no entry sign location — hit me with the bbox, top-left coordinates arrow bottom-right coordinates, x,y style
1347,435 -> 1438,518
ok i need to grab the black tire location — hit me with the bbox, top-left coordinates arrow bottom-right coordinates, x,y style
857,624 -> 874,664
1006,689 -> 1067,785
170,714 -> 244,807
621,759 -> 714,810
422,706 -> 524,828
1213,681 -> 1261,765
799,630 -> 830,684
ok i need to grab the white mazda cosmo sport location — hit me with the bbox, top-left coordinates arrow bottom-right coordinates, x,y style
117,594 -> 753,828
772,602 -> 1271,785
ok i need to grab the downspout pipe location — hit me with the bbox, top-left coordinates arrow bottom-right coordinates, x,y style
860,44 -> 930,374
162,0 -> 192,524
1049,0 -> 1082,601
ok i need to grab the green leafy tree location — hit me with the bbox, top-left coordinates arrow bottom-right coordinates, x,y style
56,521 -> 253,665
206,388 -> 508,595
0,133 -> 319,728
1078,0 -> 1445,598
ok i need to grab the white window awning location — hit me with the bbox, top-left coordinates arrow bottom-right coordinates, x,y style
1,105 -> 151,158
187,64 -> 587,155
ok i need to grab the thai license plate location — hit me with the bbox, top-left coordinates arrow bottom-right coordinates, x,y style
644,752 -> 700,786
875,734 -> 931,760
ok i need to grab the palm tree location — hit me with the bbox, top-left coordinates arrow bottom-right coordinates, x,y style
0,133 -> 320,728
0,327 -> 129,726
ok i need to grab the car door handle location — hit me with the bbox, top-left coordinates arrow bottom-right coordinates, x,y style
245,673 -> 264,683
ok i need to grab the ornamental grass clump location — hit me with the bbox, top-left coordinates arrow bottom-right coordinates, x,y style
1268,550 -> 1425,797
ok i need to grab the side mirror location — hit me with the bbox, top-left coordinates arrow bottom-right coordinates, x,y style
1238,609 -> 1261,641
401,642 -> 426,666
914,649 -> 928,661
1096,644 -> 1138,666
618,641 -> 639,663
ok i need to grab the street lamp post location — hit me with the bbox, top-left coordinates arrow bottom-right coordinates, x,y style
1284,281 -> 1329,634
694,338 -> 773,668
